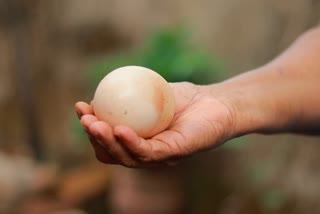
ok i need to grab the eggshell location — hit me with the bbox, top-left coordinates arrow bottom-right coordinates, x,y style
92,66 -> 175,138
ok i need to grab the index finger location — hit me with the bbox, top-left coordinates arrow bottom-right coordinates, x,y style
75,101 -> 94,117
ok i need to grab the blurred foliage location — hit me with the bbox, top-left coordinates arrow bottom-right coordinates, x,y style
221,136 -> 251,150
260,189 -> 287,210
87,27 -> 224,86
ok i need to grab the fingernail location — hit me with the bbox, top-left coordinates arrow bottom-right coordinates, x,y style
114,135 -> 120,141
83,126 -> 90,134
76,110 -> 81,119
87,134 -> 95,142
95,138 -> 108,150
96,139 -> 103,146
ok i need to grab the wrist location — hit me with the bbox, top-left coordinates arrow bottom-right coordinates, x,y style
204,67 -> 290,137
204,84 -> 264,138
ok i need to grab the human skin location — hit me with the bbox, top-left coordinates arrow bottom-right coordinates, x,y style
75,27 -> 320,168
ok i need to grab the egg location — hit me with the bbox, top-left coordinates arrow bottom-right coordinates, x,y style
92,66 -> 175,138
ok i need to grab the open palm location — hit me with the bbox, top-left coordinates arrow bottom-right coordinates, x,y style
76,82 -> 235,168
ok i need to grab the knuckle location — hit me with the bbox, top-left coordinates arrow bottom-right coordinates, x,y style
145,143 -> 167,162
95,153 -> 106,163
95,151 -> 113,164
136,155 -> 153,163
133,141 -> 172,163
122,160 -> 137,168
165,160 -> 179,167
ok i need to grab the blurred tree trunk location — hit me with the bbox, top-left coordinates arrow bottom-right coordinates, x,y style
1,0 -> 44,161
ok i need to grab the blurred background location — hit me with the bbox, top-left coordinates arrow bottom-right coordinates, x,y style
0,0 -> 320,213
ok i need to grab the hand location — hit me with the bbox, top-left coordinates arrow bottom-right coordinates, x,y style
75,82 -> 236,168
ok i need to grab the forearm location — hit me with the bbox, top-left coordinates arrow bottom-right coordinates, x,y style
211,27 -> 320,136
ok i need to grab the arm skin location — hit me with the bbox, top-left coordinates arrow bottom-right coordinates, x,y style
216,26 -> 320,135
75,26 -> 320,168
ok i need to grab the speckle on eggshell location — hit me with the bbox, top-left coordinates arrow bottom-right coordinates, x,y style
92,66 -> 175,138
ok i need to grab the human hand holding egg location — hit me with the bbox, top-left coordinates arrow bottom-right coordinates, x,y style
76,66 -> 236,168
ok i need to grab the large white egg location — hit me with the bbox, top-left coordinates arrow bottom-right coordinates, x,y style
92,66 -> 175,138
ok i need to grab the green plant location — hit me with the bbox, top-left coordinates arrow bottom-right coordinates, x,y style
87,27 -> 224,86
